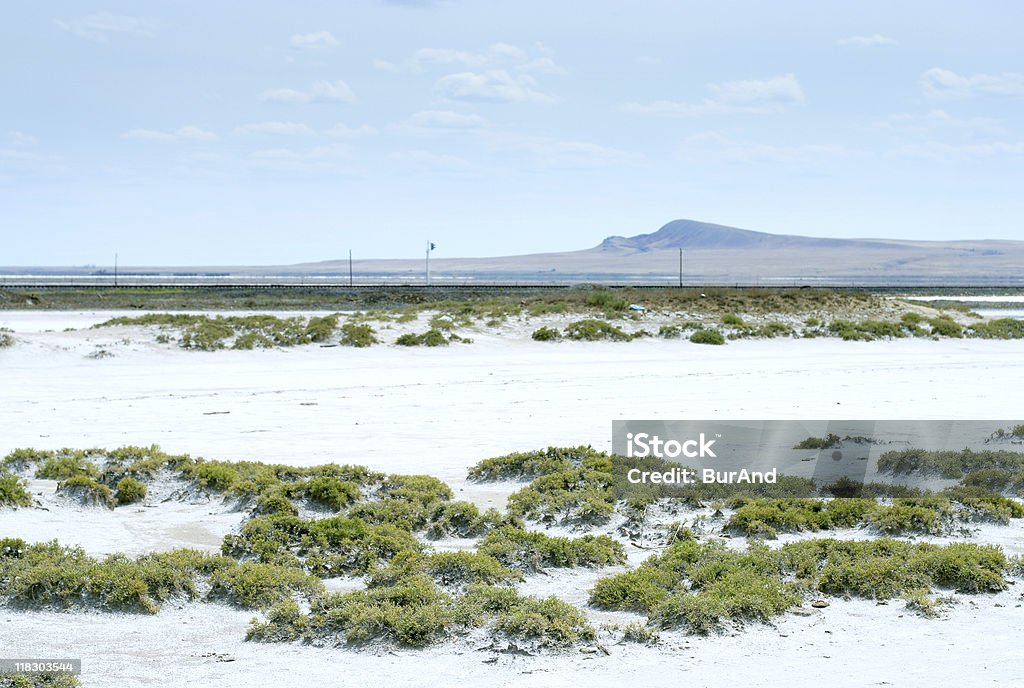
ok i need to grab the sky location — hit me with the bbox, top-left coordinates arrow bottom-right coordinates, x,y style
2,0 -> 1023,266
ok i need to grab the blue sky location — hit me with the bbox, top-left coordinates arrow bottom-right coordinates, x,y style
2,1 -> 1023,265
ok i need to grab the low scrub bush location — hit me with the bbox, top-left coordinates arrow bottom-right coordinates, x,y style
57,475 -> 114,508
478,526 -> 625,572
505,452 -> 615,525
531,326 -> 562,342
395,329 -> 452,347
689,329 -> 725,345
114,476 -> 147,505
339,322 -> 378,347
563,319 -> 632,342
467,446 -> 592,482
0,472 -> 33,508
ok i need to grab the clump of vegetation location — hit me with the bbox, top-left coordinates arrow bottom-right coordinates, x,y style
114,476 -> 147,505
727,494 -> 1022,538
57,475 -> 114,508
590,533 -> 1009,633
0,472 -> 33,508
689,329 -> 725,345
467,446 -> 591,482
793,433 -> 841,449
477,526 -> 625,572
531,326 -> 562,342
95,313 -> 342,350
877,447 -> 1024,490
221,514 -> 423,576
563,319 -> 633,342
0,328 -> 14,348
721,312 -> 745,327
395,328 -> 456,347
929,315 -> 963,338
622,621 -> 659,644
0,540 -> 320,614
339,322 -> 378,347
584,288 -> 628,316
499,449 -> 616,525
0,673 -> 81,687
968,318 -> 1024,339
249,580 -> 595,648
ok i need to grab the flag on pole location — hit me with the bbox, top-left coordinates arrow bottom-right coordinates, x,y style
429,243 -> 436,251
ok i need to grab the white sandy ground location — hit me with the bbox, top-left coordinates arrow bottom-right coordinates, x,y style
2,312 -> 1024,687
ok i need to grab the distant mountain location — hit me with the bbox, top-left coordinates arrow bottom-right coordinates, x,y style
5,219 -> 1023,285
597,219 -> 897,252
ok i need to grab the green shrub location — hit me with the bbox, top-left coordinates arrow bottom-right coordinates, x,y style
396,329 -> 451,347
563,319 -> 632,342
478,526 -> 625,572
721,312 -> 745,326
224,514 -> 422,576
0,329 -> 14,348
57,475 -> 113,508
302,476 -> 361,510
969,318 -> 1024,339
793,433 -> 841,449
209,562 -> 323,609
115,476 -> 147,505
340,322 -> 378,347
929,316 -> 963,338
467,446 -> 585,481
622,621 -> 659,644
689,329 -> 725,345
0,472 -> 33,508
493,593 -> 596,646
35,455 -> 99,481
305,314 -> 341,342
584,289 -> 628,315
505,453 -> 615,525
653,569 -> 798,634
531,326 -> 562,342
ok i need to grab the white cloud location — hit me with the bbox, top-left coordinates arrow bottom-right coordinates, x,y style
289,31 -> 338,50
6,131 -> 37,147
234,121 -> 317,136
921,68 -> 1024,99
878,110 -> 1006,137
324,123 -> 379,138
262,80 -> 356,103
56,12 -> 154,43
679,131 -> 851,164
620,74 -> 804,116
122,126 -> 217,142
635,55 -> 661,65
837,34 -> 897,47
435,70 -> 553,104
387,149 -> 476,172
409,110 -> 487,129
377,42 -> 564,75
896,140 -> 1024,159
481,133 -> 637,169
248,144 -> 351,172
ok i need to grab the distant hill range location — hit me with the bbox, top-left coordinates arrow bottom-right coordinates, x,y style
5,219 -> 1023,284
280,219 -> 1024,284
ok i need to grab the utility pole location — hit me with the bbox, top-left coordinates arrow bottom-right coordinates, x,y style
114,252 -> 118,287
678,248 -> 683,287
426,241 -> 435,286
348,249 -> 353,287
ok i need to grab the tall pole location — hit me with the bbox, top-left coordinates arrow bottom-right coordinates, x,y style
348,249 -> 353,287
678,248 -> 682,287
425,240 -> 430,286
114,252 -> 118,287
